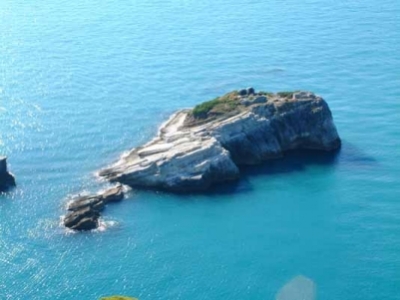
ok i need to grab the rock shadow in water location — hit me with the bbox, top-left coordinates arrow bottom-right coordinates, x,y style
206,141 -> 377,196
202,149 -> 339,196
331,141 -> 378,167
120,141 -> 377,198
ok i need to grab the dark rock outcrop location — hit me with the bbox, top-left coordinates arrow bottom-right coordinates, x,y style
64,206 -> 100,231
67,195 -> 105,212
63,185 -> 124,231
247,87 -> 255,95
0,156 -> 16,192
102,185 -> 124,203
99,89 -> 341,192
239,89 -> 247,96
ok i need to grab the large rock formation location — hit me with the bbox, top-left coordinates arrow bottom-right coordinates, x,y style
64,185 -> 124,231
99,90 -> 341,192
0,156 -> 16,192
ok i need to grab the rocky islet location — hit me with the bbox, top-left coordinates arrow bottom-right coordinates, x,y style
0,156 -> 16,192
64,88 -> 341,230
63,185 -> 124,231
99,89 -> 341,192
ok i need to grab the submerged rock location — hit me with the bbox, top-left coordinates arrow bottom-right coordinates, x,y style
99,89 -> 341,192
63,185 -> 124,231
0,156 -> 16,192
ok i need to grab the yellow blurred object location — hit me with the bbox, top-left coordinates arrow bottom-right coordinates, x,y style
100,296 -> 138,300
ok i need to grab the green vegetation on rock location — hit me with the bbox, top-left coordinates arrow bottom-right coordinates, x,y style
192,97 -> 220,117
100,296 -> 138,300
192,91 -> 240,118
189,89 -> 298,123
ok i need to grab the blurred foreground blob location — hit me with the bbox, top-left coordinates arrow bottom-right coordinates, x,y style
276,275 -> 316,300
100,296 -> 138,300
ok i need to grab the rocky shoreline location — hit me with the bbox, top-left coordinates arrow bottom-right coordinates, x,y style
0,156 -> 16,192
99,89 -> 341,192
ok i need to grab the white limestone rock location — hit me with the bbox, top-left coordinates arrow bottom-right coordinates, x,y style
99,91 -> 340,192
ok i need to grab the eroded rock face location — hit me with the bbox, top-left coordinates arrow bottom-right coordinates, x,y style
0,156 -> 16,192
99,91 -> 341,192
63,185 -> 124,231
213,94 -> 341,164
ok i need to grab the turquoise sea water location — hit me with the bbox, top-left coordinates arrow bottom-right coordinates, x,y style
1,0 -> 400,299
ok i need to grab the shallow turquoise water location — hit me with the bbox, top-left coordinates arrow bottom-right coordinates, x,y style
1,0 -> 400,299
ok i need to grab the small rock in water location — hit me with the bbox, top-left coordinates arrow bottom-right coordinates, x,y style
64,206 -> 100,231
63,185 -> 125,231
0,156 -> 16,192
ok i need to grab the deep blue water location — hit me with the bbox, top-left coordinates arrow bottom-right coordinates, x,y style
1,0 -> 400,299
